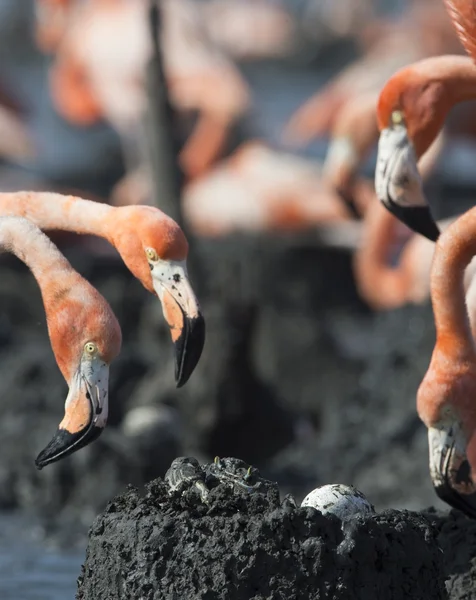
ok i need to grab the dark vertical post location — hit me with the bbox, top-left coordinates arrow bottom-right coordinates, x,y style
144,0 -> 185,230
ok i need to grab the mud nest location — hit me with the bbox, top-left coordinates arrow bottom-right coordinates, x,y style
76,457 -> 454,600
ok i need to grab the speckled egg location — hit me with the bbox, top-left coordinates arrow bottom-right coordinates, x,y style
301,484 -> 375,522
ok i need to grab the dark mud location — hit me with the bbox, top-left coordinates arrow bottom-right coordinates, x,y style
76,459 -> 447,600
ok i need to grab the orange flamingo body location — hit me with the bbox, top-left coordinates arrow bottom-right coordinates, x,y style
418,206 -> 476,516
0,192 -> 204,386
0,216 -> 121,468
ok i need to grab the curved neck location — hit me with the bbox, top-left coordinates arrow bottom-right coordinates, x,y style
354,204 -> 410,309
0,217 -> 74,298
0,192 -> 114,240
431,208 -> 476,356
441,56 -> 476,105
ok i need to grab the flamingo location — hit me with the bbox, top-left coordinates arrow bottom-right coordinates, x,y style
374,54 -> 476,240
351,126 -> 450,310
443,0 -> 476,65
354,203 -> 458,310
310,76 -> 451,309
417,206 -> 476,516
35,0 -> 250,181
0,215 -> 122,468
0,191 -> 204,387
283,1 -> 461,148
321,91 -> 380,199
198,0 -> 295,61
181,142 -> 354,236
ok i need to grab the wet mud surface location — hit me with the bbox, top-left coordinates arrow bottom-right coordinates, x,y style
77,458 -> 476,600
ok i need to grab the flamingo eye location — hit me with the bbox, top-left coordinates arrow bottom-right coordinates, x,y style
145,247 -> 159,262
84,342 -> 97,355
391,110 -> 404,126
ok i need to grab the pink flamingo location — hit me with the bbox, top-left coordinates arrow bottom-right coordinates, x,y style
374,54 -> 476,240
417,206 -> 476,516
0,191 -> 204,386
283,2 -> 461,148
0,215 -> 121,468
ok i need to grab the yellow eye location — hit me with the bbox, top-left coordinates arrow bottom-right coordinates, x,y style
391,110 -> 404,125
84,342 -> 97,355
145,247 -> 159,262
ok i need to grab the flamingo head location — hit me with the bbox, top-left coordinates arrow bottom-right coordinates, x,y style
35,277 -> 122,469
109,206 -> 205,388
323,92 -> 380,193
417,352 -> 476,518
374,62 -> 448,242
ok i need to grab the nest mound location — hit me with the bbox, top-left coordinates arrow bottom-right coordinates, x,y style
76,457 -> 447,600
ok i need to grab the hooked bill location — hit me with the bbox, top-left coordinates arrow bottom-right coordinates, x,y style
375,125 -> 440,242
428,424 -> 476,518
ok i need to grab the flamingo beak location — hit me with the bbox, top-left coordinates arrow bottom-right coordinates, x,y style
428,424 -> 476,518
35,356 -> 109,469
375,124 -> 440,242
151,259 -> 205,388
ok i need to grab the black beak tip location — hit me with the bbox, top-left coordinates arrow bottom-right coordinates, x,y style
35,425 -> 103,469
382,199 -> 440,242
434,481 -> 476,519
175,313 -> 206,388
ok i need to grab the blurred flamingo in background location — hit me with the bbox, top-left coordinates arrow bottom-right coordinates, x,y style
198,0 -> 295,61
417,206 -> 476,517
0,191 -> 205,387
283,1 -> 461,148
0,215 -> 122,468
354,203 -> 456,311
300,65 -> 451,311
34,0 -> 250,184
181,142 -> 357,236
337,107 -> 447,310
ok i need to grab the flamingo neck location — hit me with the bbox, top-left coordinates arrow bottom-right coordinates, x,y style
443,56 -> 476,106
0,216 -> 73,290
412,56 -> 476,158
431,208 -> 476,357
0,192 -> 114,241
354,205 -> 410,310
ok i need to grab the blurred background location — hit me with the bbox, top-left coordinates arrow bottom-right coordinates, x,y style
1,0 -> 476,597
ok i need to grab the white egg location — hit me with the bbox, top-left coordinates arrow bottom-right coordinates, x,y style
301,484 -> 375,522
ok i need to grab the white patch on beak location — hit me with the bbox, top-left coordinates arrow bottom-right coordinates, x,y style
375,125 -> 426,209
150,259 -> 201,318
66,354 -> 110,429
428,418 -> 476,495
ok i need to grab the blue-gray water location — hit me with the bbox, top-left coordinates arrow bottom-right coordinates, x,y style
0,515 -> 81,600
